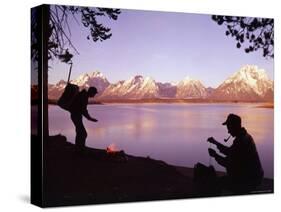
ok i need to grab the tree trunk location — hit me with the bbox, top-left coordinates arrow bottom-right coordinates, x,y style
42,5 -> 49,138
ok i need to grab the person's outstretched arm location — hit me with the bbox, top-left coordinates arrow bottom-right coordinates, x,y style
81,94 -> 98,122
83,109 -> 98,122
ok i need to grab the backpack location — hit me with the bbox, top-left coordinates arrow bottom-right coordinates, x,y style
57,62 -> 80,111
193,163 -> 220,195
57,83 -> 79,111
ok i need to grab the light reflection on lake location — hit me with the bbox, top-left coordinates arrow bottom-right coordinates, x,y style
49,103 -> 274,178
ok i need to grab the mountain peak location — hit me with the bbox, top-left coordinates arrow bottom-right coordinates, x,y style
56,79 -> 67,86
232,65 -> 269,81
176,76 -> 207,98
90,71 -> 106,79
128,75 -> 144,84
144,76 -> 154,82
184,76 -> 192,81
70,71 -> 110,94
134,75 -> 144,79
212,65 -> 273,101
76,73 -> 89,81
179,76 -> 201,86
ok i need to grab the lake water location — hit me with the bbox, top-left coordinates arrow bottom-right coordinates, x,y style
49,103 -> 274,178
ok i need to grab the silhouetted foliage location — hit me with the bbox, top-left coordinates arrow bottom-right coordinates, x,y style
31,5 -> 121,63
31,5 -> 120,138
212,15 -> 274,58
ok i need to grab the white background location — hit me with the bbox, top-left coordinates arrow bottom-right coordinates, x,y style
0,0 -> 280,211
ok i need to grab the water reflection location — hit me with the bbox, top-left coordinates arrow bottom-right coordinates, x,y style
49,103 -> 273,178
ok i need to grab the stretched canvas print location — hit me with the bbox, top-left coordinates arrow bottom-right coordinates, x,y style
31,4 -> 274,207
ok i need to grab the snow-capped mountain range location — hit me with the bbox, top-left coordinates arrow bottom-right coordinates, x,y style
48,65 -> 273,102
176,76 -> 207,99
210,65 -> 273,101
101,75 -> 160,99
72,71 -> 110,92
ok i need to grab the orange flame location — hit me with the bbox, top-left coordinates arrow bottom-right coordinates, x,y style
106,143 -> 118,153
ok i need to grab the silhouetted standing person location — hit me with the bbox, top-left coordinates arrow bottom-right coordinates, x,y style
69,87 -> 98,152
207,113 -> 264,193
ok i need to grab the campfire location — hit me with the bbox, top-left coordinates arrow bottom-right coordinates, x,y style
106,143 -> 128,162
106,143 -> 119,154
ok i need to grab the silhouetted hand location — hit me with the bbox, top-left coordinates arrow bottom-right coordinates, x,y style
208,148 -> 217,158
207,137 -> 217,145
90,118 -> 98,122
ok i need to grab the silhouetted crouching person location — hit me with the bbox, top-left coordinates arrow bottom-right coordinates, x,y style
69,87 -> 98,153
207,114 -> 264,194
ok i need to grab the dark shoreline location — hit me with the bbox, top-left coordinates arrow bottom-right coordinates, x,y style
40,134 -> 273,207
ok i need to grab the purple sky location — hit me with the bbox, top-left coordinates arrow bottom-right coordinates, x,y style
49,7 -> 274,88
